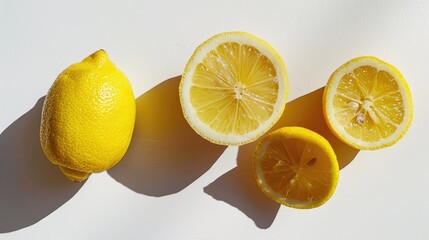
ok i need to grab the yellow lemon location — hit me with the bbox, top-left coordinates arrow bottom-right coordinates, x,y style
323,56 -> 413,150
40,50 -> 136,181
253,127 -> 339,209
179,32 -> 288,146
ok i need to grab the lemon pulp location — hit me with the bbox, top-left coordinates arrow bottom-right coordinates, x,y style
191,43 -> 278,135
253,127 -> 339,209
324,56 -> 412,150
180,32 -> 288,146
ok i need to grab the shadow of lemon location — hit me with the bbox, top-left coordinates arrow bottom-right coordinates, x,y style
0,97 -> 84,233
108,76 -> 227,196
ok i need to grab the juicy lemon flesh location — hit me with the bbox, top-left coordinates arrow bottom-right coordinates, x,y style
190,42 -> 278,135
259,138 -> 335,207
333,65 -> 405,142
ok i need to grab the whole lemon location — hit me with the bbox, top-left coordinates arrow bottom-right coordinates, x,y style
40,50 -> 136,182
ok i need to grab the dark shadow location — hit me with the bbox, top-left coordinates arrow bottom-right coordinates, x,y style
204,144 -> 280,229
0,97 -> 84,233
205,87 -> 360,228
108,76 -> 227,196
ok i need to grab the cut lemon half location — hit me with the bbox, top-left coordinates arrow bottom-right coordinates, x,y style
179,32 -> 288,146
253,127 -> 339,209
323,56 -> 413,150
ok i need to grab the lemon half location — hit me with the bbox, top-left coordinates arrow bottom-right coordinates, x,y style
179,32 -> 288,146
323,56 -> 413,150
253,127 -> 339,209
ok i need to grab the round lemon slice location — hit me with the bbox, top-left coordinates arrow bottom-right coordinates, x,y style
253,127 -> 339,209
179,32 -> 288,146
323,56 -> 413,150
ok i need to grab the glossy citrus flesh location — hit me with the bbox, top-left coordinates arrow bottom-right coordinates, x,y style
253,127 -> 339,209
323,56 -> 413,150
180,32 -> 288,146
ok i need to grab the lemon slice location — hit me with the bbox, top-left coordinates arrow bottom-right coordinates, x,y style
253,127 -> 339,209
179,32 -> 288,146
323,56 -> 413,150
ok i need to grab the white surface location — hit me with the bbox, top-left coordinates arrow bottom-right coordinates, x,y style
1,0 -> 428,239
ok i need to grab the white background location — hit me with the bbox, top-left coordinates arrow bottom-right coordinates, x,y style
1,0 -> 428,239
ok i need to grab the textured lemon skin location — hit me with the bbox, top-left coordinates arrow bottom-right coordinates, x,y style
323,56 -> 413,150
40,50 -> 136,181
253,127 -> 339,209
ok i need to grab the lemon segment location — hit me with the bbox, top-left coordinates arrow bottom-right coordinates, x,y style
253,127 -> 339,209
180,32 -> 288,146
323,56 -> 413,150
